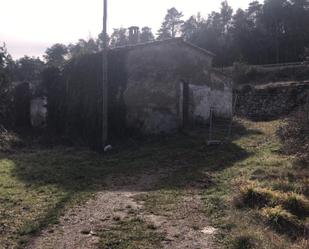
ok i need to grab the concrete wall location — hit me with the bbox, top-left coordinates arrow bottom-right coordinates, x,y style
189,83 -> 233,123
123,41 -> 232,133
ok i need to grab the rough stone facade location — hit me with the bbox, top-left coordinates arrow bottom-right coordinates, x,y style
45,38 -> 233,148
236,81 -> 309,120
121,39 -> 232,133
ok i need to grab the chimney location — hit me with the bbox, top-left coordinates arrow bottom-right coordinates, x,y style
128,26 -> 139,45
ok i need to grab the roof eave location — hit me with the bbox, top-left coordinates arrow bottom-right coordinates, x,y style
110,38 -> 216,58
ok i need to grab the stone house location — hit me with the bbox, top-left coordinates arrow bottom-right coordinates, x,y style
44,30 -> 233,147
111,36 -> 233,134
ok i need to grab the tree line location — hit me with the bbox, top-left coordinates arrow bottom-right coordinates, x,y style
1,0 -> 309,127
1,0 -> 309,89
160,0 -> 309,66
96,0 -> 309,66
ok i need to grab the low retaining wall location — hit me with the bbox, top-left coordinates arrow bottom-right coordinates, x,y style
236,81 -> 309,120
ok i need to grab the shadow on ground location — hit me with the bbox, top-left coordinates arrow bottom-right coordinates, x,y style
5,121 -> 262,193
0,120 -> 262,247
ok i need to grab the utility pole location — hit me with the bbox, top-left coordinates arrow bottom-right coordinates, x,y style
102,0 -> 108,149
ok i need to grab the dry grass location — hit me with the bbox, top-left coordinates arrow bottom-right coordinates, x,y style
99,218 -> 164,249
234,185 -> 278,209
278,108 -> 309,164
261,205 -> 307,238
203,119 -> 309,249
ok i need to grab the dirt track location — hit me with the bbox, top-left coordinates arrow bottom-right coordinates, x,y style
26,170 -> 217,249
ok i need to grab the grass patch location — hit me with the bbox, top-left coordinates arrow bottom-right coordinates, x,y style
202,119 -> 309,248
229,234 -> 256,249
271,180 -> 298,193
1,127 -> 245,248
261,206 -> 306,237
282,193 -> 309,218
99,218 -> 164,249
234,185 -> 278,209
1,118 -> 308,248
134,190 -> 182,215
235,184 -> 309,218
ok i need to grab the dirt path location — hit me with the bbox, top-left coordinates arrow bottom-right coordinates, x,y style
26,170 -> 217,249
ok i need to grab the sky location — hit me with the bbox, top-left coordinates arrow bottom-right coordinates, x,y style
0,0 -> 252,59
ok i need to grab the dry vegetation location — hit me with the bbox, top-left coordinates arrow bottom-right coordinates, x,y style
0,128 -> 23,152
232,63 -> 309,86
203,119 -> 309,249
278,108 -> 309,164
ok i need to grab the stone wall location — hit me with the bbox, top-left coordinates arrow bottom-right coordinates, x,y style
123,41 -> 232,133
236,81 -> 309,120
45,39 -> 233,148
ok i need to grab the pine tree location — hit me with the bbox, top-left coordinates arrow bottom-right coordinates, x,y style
140,27 -> 155,43
157,8 -> 184,40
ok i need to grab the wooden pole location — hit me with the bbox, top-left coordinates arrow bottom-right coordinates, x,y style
182,81 -> 189,129
102,0 -> 108,149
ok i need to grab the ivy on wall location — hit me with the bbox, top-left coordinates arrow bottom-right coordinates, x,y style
44,50 -> 129,149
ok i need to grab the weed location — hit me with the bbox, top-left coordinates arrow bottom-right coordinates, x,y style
261,206 -> 305,237
203,119 -> 308,249
229,234 -> 256,249
282,193 -> 309,218
234,185 -> 277,209
272,180 -> 297,193
99,218 -> 163,249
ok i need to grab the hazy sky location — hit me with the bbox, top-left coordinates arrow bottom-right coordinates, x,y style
0,0 -> 252,59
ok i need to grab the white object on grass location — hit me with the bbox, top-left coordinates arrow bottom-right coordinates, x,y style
104,145 -> 113,152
